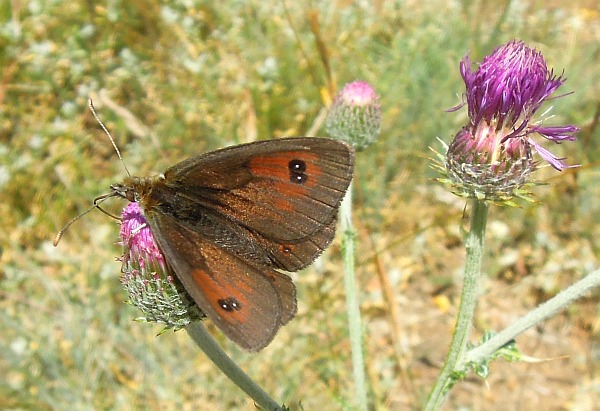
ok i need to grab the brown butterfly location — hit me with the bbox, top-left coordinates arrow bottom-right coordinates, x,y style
108,137 -> 354,351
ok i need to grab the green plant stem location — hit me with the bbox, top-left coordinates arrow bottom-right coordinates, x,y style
186,322 -> 283,411
340,182 -> 369,411
465,268 -> 600,364
425,199 -> 489,410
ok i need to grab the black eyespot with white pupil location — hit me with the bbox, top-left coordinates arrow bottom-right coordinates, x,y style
218,297 -> 242,312
289,159 -> 308,184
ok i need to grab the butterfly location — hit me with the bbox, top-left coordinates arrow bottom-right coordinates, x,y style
110,137 -> 354,351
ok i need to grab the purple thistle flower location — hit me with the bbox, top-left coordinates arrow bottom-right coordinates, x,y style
325,81 -> 381,151
120,203 -> 167,273
458,40 -> 579,171
445,40 -> 579,201
119,202 -> 203,329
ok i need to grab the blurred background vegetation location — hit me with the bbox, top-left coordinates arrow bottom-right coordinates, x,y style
1,0 -> 599,409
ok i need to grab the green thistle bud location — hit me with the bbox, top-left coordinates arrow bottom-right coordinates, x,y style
325,81 -> 381,151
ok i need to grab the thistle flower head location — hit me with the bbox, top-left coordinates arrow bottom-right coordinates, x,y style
445,127 -> 534,201
444,40 -> 579,202
325,81 -> 381,151
119,202 -> 203,330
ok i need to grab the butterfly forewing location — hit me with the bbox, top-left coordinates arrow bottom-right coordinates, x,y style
163,138 -> 354,242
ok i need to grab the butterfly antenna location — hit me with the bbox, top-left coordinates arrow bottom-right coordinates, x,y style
53,194 -> 117,246
88,98 -> 131,177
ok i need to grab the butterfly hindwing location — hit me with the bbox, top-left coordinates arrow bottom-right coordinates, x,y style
145,210 -> 296,351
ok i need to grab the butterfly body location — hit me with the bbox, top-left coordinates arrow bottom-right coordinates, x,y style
113,137 -> 354,351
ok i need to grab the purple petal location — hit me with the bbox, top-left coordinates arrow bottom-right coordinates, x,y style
530,124 -> 579,142
527,138 -> 578,171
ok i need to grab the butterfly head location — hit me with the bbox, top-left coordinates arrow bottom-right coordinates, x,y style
110,176 -> 157,203
110,182 -> 137,202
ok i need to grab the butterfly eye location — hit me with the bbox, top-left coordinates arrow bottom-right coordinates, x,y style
288,159 -> 308,184
218,297 -> 242,312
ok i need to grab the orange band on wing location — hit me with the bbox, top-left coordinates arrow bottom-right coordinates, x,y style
190,268 -> 252,325
247,151 -> 321,188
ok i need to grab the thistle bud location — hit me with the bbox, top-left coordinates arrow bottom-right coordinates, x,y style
325,81 -> 381,151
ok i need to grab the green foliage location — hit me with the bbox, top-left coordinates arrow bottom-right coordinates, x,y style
446,332 -> 522,394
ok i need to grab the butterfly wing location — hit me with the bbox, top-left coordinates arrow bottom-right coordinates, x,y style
247,211 -> 339,271
145,209 -> 297,352
133,137 -> 353,351
162,137 -> 354,270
